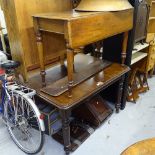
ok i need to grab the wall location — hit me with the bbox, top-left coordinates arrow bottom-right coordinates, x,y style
0,6 -> 6,34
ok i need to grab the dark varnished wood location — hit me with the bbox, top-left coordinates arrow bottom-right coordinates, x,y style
28,63 -> 130,109
59,109 -> 71,155
27,55 -> 130,155
41,59 -> 111,96
116,76 -> 125,113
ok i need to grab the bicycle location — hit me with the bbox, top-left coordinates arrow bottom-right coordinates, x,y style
0,60 -> 45,154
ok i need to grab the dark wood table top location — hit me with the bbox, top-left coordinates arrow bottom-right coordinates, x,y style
28,61 -> 130,109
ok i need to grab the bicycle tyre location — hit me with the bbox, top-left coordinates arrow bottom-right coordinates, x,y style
5,93 -> 44,154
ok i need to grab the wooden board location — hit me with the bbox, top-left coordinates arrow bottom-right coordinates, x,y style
148,18 -> 155,33
68,9 -> 133,48
41,59 -> 111,96
33,9 -> 133,48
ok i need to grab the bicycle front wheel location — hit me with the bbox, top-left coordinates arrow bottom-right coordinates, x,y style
5,93 -> 44,154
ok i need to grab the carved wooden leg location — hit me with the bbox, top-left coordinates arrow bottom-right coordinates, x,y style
150,69 -> 154,77
116,76 -> 125,113
144,73 -> 149,90
36,32 -> 46,87
121,32 -> 129,65
59,110 -> 71,155
66,47 -> 74,97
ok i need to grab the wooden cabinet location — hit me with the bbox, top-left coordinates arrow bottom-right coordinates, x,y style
147,0 -> 155,35
0,0 -> 72,80
146,0 -> 155,75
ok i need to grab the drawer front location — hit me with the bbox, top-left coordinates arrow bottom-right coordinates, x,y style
38,18 -> 65,34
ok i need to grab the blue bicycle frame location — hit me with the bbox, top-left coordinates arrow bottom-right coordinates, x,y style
0,75 -> 13,115
0,76 -> 6,113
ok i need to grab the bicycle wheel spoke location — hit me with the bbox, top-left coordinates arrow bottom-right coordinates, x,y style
5,93 -> 43,154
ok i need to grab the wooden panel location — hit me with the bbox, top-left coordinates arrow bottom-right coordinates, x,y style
68,9 -> 133,48
146,0 -> 153,5
148,18 -> 155,33
146,43 -> 155,71
42,32 -> 66,61
0,0 -> 72,79
150,2 -> 155,17
146,33 -> 155,43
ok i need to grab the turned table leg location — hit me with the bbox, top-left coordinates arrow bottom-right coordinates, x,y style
36,32 -> 46,87
116,76 -> 125,113
59,109 -> 71,155
66,45 -> 74,97
121,32 -> 129,65
60,54 -> 65,66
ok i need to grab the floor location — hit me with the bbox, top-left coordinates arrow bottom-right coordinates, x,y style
0,77 -> 155,155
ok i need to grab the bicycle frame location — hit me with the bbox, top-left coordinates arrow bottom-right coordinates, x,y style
0,75 -> 13,116
0,73 -> 45,131
0,60 -> 45,154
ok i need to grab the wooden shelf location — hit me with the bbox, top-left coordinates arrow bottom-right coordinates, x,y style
149,17 -> 155,20
131,52 -> 148,65
132,42 -> 149,54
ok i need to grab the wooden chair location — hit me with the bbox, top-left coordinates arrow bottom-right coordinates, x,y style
127,68 -> 139,103
121,138 -> 155,155
127,67 -> 149,103
137,71 -> 149,93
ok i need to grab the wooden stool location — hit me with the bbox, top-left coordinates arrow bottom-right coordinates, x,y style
121,138 -> 155,155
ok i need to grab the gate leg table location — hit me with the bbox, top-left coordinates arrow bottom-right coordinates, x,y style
31,9 -> 133,154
